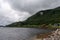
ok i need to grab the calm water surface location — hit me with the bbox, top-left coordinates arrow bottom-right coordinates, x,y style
0,28 -> 51,40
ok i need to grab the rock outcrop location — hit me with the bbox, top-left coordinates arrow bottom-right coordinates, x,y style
32,29 -> 60,40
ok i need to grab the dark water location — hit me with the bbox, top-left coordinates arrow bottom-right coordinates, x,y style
0,28 -> 51,40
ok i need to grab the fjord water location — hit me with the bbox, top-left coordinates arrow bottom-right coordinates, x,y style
0,28 -> 51,40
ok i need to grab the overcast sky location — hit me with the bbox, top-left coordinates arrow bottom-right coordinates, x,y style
0,0 -> 60,26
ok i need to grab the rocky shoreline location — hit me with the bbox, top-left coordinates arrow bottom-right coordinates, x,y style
31,29 -> 60,40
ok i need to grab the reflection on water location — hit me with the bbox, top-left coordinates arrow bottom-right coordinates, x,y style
0,28 -> 51,40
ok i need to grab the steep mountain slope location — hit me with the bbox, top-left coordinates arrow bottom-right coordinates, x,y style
6,7 -> 60,27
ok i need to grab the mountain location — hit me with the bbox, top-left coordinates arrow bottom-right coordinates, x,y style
6,7 -> 60,27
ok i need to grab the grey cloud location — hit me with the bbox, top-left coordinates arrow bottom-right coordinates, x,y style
0,0 -> 31,25
7,0 -> 60,14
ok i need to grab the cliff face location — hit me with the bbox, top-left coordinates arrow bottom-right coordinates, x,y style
6,7 -> 60,27
32,29 -> 60,40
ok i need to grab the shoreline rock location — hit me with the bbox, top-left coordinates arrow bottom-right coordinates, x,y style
32,29 -> 60,40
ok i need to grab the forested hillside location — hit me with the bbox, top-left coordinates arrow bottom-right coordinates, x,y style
6,7 -> 60,27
